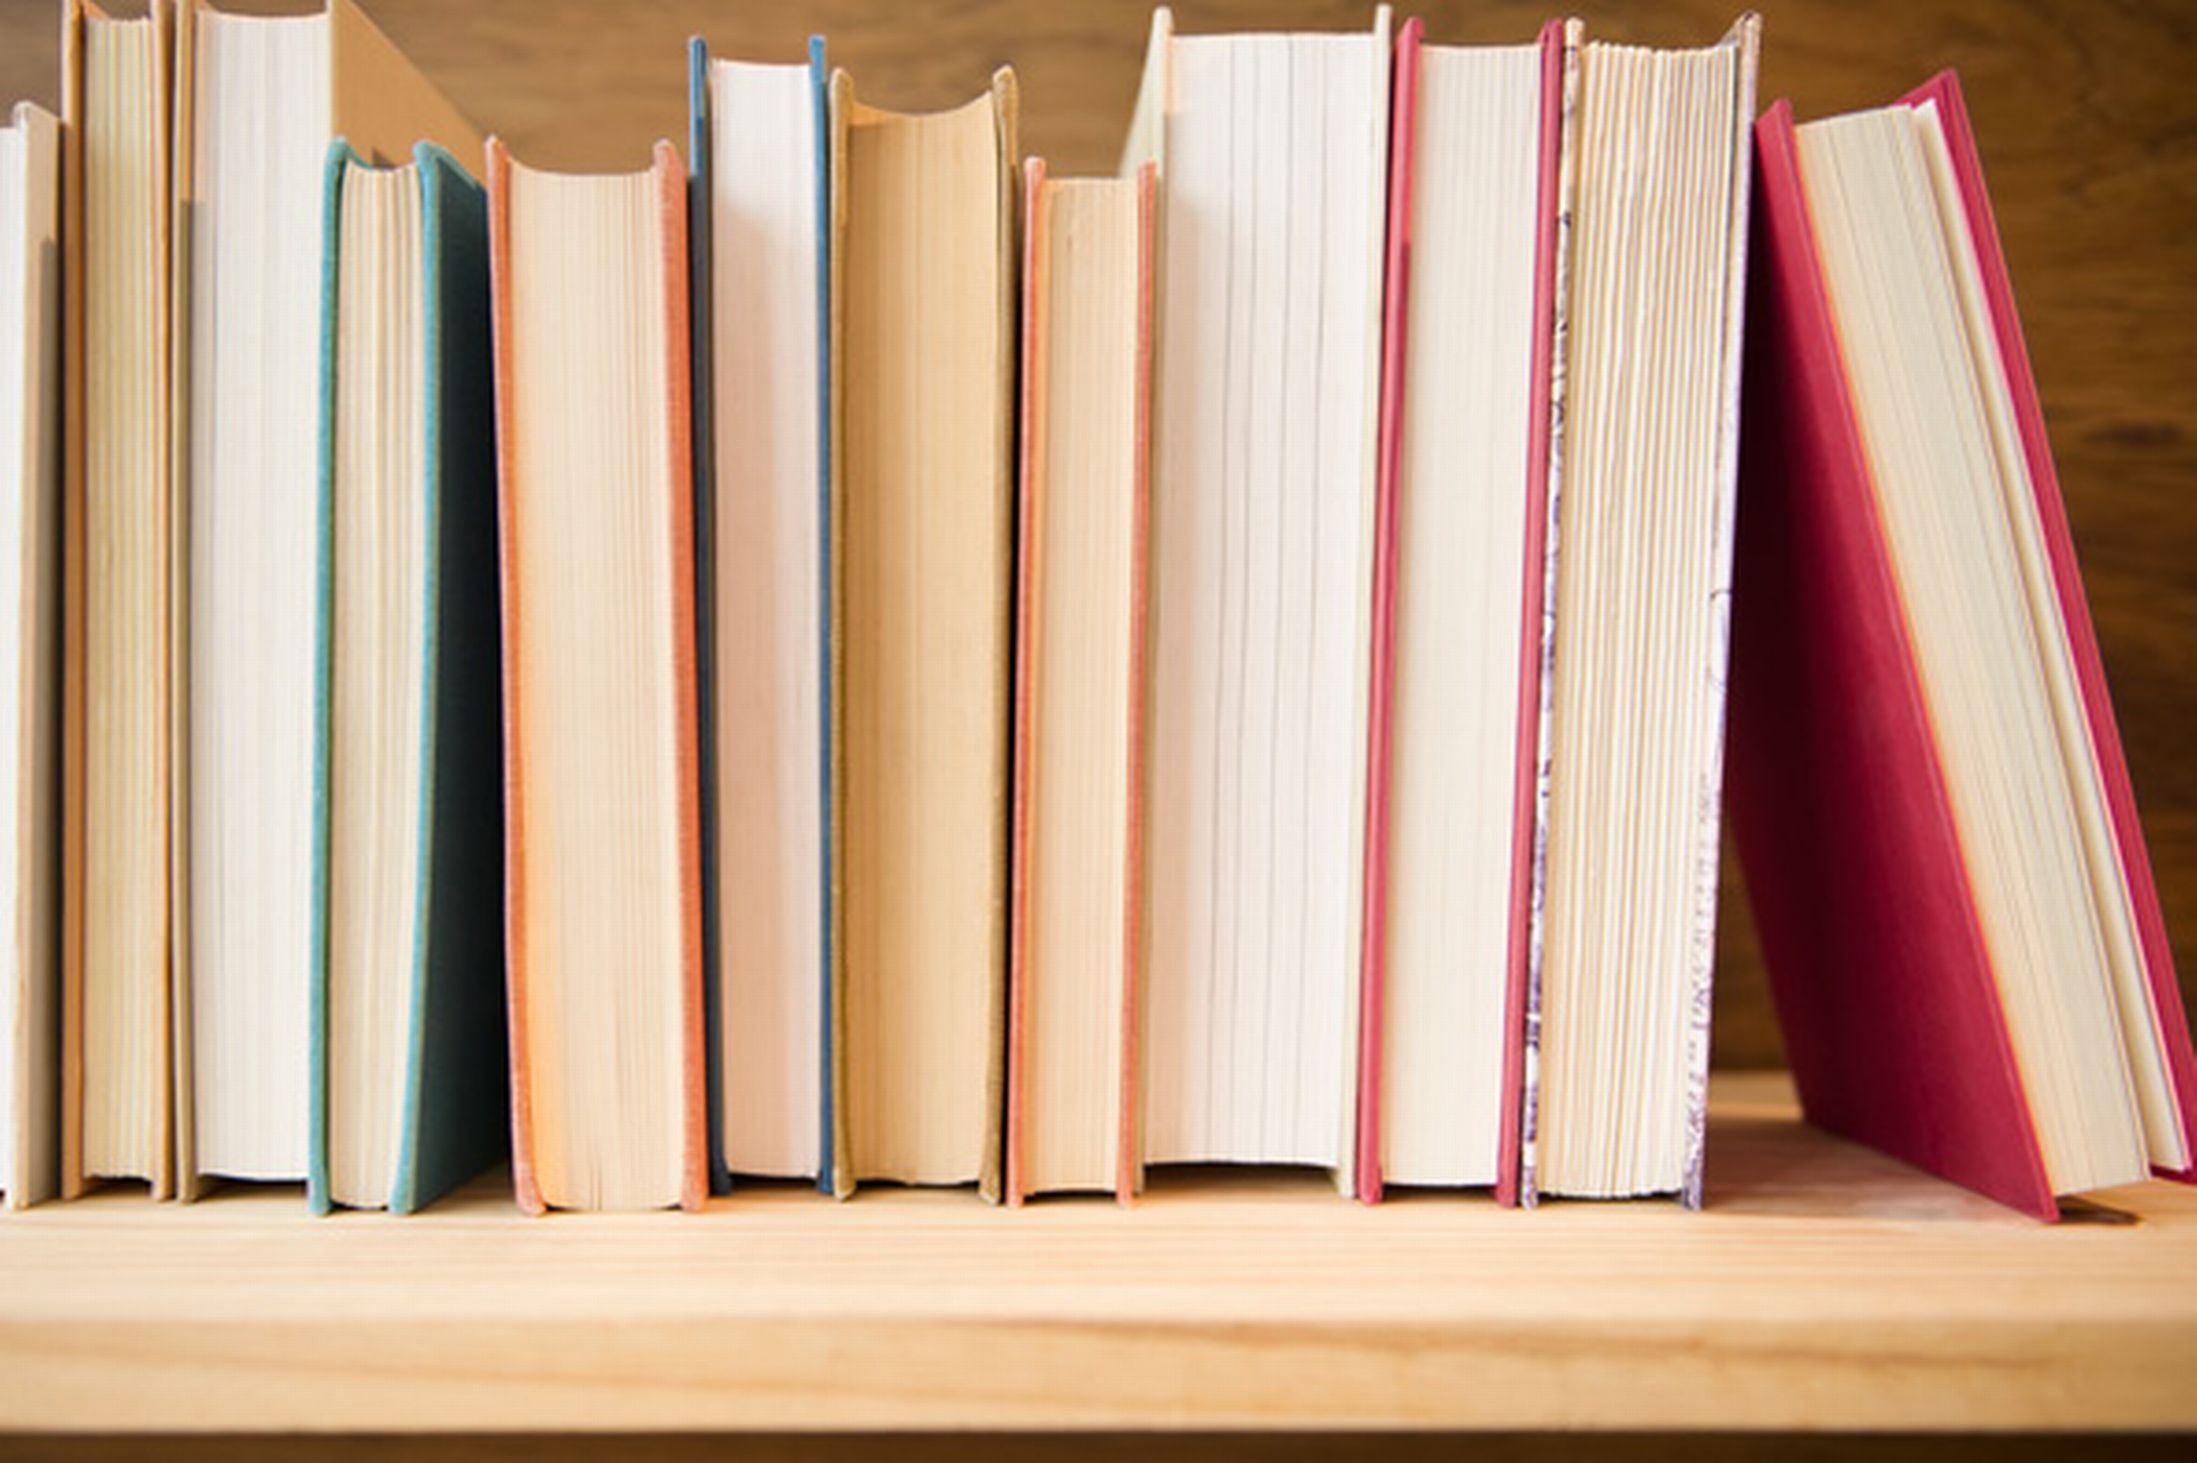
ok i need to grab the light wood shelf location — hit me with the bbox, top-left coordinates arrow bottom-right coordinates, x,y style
0,1072 -> 2192,1433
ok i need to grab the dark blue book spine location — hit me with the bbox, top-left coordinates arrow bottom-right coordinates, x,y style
688,36 -> 733,1199
393,141 -> 507,1214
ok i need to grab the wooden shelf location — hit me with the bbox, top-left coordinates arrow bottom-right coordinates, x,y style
0,1072 -> 2191,1433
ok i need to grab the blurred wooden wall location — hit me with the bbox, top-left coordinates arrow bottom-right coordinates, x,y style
3,0 -> 2192,1070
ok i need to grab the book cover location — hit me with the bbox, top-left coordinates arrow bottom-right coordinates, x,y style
3,101 -> 61,1209
689,33 -> 834,1198
826,68 -> 1017,1201
58,0 -> 177,1202
1730,78 -> 2197,1218
170,0 -> 483,1201
486,137 -> 708,1215
1353,16 -> 1566,1205
309,139 -> 508,1216
1004,159 -> 1156,1206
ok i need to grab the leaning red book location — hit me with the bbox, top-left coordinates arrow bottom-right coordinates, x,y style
1729,74 -> 2197,1218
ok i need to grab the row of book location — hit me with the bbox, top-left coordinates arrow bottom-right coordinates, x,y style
0,2 -> 2190,1219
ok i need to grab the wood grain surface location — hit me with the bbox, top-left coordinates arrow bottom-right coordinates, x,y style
0,0 -> 2190,1069
0,1072 -> 2193,1432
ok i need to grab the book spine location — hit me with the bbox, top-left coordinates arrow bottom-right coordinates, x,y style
1117,160 -> 1158,1205
686,36 -> 731,1202
653,140 -> 709,1215
1517,19 -> 1583,1212
1354,14 -> 1421,1207
1675,15 -> 1762,1211
482,136 -> 542,1217
1005,158 -> 1048,1208
1496,16 -> 1568,1212
805,32 -> 834,1200
306,139 -> 359,1216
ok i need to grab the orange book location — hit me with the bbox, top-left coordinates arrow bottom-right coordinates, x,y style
1004,159 -> 1155,1205
486,138 -> 707,1214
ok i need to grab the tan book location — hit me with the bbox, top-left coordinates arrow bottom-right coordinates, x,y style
59,0 -> 174,1201
827,66 -> 1017,1199
170,0 -> 478,1197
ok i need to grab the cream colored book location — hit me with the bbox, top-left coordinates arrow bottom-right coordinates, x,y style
1526,17 -> 1761,1205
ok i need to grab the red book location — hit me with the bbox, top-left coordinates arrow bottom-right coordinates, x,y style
1360,15 -> 1758,1207
1355,17 -> 1566,1205
1730,77 -> 2197,1218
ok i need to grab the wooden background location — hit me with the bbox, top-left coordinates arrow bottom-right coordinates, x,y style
2,0 -> 2191,1069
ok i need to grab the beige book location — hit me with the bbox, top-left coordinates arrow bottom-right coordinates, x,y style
60,0 -> 174,1200
827,67 -> 1017,1199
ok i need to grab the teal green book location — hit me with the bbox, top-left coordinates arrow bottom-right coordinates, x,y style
310,139 -> 506,1215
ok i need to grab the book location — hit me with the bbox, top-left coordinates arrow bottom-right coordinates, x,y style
0,100 -> 61,1210
59,0 -> 174,1199
486,136 -> 707,1214
1519,16 -> 1759,1207
1121,6 -> 1391,1189
1355,18 -> 1563,1202
826,65 -> 1017,1199
307,139 -> 505,1215
174,0 -> 479,1195
688,35 -> 831,1192
1728,74 -> 2197,1218
1004,157 -> 1156,1205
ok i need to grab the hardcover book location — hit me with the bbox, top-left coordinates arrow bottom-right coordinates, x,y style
59,0 -> 175,1200
1004,157 -> 1156,1205
1355,16 -> 1563,1204
1729,74 -> 2197,1217
174,0 -> 480,1197
309,139 -> 505,1215
688,35 -> 831,1193
1122,4 -> 1391,1193
486,136 -> 707,1214
0,100 -> 61,1210
825,66 -> 1018,1199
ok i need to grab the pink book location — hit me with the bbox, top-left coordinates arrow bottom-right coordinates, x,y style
1729,79 -> 2197,1219
1355,17 -> 1568,1204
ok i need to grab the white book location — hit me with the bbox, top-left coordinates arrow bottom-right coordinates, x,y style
1375,30 -> 1549,1192
178,0 -> 476,1189
1123,7 -> 1390,1185
697,42 -> 825,1183
0,101 -> 62,1209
